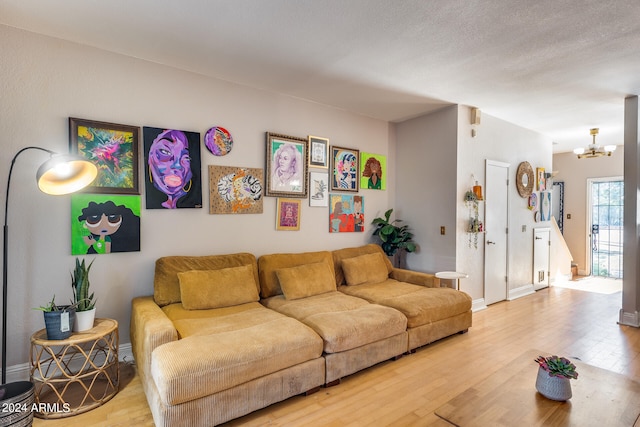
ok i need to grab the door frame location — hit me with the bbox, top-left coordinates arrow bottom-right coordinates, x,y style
585,176 -> 624,277
484,159 -> 510,304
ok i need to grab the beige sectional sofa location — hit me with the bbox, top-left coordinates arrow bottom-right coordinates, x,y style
130,245 -> 472,427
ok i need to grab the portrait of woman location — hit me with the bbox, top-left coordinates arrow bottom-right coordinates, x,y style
266,133 -> 308,197
144,127 -> 202,209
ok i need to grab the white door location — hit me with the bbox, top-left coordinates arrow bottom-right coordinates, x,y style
533,228 -> 550,290
484,160 -> 509,305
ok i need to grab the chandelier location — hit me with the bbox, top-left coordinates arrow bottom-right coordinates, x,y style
573,128 -> 616,159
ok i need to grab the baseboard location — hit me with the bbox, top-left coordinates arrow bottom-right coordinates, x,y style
619,310 -> 640,328
6,342 -> 133,383
472,298 -> 487,312
508,284 -> 535,300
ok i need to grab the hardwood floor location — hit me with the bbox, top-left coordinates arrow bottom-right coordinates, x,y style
33,286 -> 640,426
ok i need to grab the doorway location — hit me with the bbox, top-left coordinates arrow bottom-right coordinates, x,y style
588,178 -> 624,278
484,160 -> 509,305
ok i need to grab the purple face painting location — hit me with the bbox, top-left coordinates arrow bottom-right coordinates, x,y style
148,129 -> 193,209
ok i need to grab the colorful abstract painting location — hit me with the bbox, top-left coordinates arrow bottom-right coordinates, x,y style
359,152 -> 386,190
71,194 -> 141,255
209,165 -> 263,214
329,194 -> 365,233
69,118 -> 139,194
143,127 -> 202,209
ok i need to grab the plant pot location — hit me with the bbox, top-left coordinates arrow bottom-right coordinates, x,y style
43,308 -> 75,340
535,366 -> 572,401
0,381 -> 34,427
74,308 -> 96,332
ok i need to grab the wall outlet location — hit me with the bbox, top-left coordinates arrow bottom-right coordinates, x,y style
522,225 -> 526,232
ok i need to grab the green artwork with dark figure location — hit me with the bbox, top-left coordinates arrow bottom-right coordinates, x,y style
71,194 -> 141,255
360,152 -> 386,190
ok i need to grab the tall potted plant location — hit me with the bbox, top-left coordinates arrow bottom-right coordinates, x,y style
371,208 -> 417,268
71,258 -> 96,332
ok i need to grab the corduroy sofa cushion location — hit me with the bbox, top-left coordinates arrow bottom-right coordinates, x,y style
341,252 -> 389,286
153,253 -> 258,306
178,265 -> 259,310
339,279 -> 472,328
258,251 -> 334,298
151,304 -> 324,405
276,262 -> 336,300
332,244 -> 393,286
262,291 -> 407,353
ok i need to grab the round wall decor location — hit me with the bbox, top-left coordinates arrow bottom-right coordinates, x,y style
516,161 -> 534,198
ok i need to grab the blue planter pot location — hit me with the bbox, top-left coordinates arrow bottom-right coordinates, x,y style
43,308 -> 76,340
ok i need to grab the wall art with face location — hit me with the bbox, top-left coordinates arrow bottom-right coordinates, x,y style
143,127 -> 202,209
71,194 -> 141,255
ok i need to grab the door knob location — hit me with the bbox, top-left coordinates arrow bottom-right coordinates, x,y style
487,240 -> 496,245
535,236 -> 542,240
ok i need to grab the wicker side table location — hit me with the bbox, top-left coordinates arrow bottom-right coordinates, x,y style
29,318 -> 119,419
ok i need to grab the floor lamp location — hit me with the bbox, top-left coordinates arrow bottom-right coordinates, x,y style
2,147 -> 97,385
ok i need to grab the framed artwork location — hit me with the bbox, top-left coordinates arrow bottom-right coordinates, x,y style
209,165 -> 263,214
308,135 -> 329,168
71,193 -> 141,255
265,132 -> 308,198
69,117 -> 140,194
360,152 -> 386,190
143,127 -> 202,209
536,167 -> 546,191
331,146 -> 359,192
540,191 -> 552,221
309,171 -> 329,207
528,192 -> 538,211
276,198 -> 301,231
329,194 -> 365,233
204,126 -> 233,156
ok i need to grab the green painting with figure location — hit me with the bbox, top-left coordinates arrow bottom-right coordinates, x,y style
360,152 -> 386,190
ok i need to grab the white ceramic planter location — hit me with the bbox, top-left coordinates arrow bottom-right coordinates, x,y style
73,308 -> 96,332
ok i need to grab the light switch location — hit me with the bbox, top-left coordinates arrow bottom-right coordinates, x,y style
440,226 -> 445,235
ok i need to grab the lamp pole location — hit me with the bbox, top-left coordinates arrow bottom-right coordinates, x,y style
3,147 -> 56,384
3,146 -> 97,384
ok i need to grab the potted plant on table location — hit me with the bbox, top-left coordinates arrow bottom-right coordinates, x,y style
33,295 -> 76,340
371,208 -> 417,268
534,355 -> 578,401
71,258 -> 96,332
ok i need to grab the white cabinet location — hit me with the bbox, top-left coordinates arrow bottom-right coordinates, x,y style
533,228 -> 550,290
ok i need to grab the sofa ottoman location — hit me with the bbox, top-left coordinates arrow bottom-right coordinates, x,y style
333,244 -> 472,351
131,253 -> 325,427
258,250 -> 408,384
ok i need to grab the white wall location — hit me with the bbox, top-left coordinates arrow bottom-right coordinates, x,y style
0,25 -> 394,367
395,106 -> 553,303
456,107 -> 553,302
552,148 -> 624,274
395,106 -> 458,273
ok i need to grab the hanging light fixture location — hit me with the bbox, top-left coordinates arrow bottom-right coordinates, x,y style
573,128 -> 617,159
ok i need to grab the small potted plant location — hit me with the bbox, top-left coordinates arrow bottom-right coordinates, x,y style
534,355 -> 578,401
371,208 -> 417,268
71,258 -> 96,332
34,295 -> 76,340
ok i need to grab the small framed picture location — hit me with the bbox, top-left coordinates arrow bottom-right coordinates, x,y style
536,167 -> 546,191
308,135 -> 329,169
309,171 -> 329,207
276,198 -> 301,231
266,132 -> 308,198
331,146 -> 359,192
69,117 -> 140,194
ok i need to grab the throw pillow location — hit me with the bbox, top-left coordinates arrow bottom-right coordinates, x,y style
178,265 -> 259,310
276,262 -> 336,300
342,252 -> 389,285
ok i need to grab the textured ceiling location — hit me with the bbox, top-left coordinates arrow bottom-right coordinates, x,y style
2,0 -> 640,153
